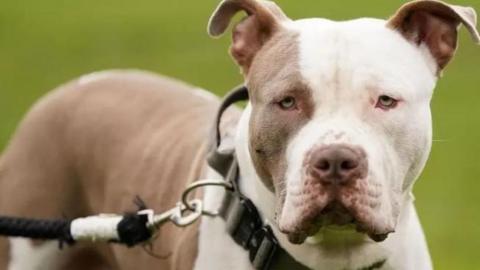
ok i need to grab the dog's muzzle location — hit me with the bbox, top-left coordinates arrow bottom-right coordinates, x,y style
280,144 -> 393,244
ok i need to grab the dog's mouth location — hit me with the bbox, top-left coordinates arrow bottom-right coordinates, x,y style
317,202 -> 355,227
283,201 -> 391,245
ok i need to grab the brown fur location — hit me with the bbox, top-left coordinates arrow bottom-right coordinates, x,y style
247,29 -> 314,221
208,0 -> 288,37
0,70 -> 221,269
387,0 -> 480,71
209,0 -> 289,75
209,0 -> 315,225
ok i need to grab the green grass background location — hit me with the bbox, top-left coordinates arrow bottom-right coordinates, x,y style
0,0 -> 479,268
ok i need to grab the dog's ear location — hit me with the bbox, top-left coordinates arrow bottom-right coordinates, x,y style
388,0 -> 480,73
208,0 -> 289,75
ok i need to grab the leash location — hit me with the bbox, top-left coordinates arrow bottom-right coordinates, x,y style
0,85 -> 386,270
0,196 -> 206,247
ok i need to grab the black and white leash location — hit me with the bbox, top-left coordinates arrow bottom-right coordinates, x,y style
0,196 -> 205,248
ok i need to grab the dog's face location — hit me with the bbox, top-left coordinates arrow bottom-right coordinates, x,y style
210,0 -> 479,244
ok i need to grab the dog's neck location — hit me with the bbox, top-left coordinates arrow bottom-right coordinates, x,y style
233,103 -> 419,270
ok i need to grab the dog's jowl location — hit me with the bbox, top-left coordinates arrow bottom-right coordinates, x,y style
0,0 -> 479,270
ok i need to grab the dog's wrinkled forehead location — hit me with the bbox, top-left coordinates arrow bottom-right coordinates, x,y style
289,18 -> 438,101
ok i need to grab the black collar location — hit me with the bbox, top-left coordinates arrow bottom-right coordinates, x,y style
207,85 -> 386,270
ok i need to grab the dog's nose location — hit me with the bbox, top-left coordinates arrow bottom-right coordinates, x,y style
309,144 -> 367,185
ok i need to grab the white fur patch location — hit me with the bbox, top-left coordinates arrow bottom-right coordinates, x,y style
279,18 -> 435,269
8,239 -> 63,270
194,167 -> 253,270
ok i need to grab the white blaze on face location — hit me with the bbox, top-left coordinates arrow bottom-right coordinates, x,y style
280,18 -> 437,234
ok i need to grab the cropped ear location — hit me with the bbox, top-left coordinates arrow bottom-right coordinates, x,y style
388,0 -> 480,73
208,0 -> 289,75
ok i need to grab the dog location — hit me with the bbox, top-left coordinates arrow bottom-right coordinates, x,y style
0,0 -> 479,269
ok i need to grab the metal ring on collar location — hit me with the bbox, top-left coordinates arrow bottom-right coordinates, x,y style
181,179 -> 233,216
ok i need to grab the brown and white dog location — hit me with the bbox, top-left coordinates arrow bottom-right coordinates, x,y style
0,0 -> 479,269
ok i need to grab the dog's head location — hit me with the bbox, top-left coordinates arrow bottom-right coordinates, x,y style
209,0 -> 479,244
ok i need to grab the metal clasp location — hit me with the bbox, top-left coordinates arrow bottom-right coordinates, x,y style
138,179 -> 233,232
181,179 -> 233,217
146,199 -> 204,229
170,199 -> 203,227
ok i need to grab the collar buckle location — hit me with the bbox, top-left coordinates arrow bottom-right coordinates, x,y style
222,194 -> 279,270
249,226 -> 279,270
223,196 -> 262,248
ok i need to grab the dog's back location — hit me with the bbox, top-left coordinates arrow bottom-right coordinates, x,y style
0,70 -> 221,270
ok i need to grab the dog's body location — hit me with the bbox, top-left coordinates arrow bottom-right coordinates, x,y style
0,70 -> 228,270
1,0 -> 479,269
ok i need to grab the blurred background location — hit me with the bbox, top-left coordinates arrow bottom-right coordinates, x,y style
0,0 -> 479,268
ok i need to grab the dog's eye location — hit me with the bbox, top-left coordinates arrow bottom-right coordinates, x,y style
278,96 -> 296,110
376,95 -> 398,110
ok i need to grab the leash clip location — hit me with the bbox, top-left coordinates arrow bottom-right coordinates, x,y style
170,199 -> 203,227
137,179 -> 233,230
181,179 -> 233,217
149,199 -> 204,228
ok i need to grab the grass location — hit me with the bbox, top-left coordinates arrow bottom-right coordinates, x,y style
1,0 -> 479,268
